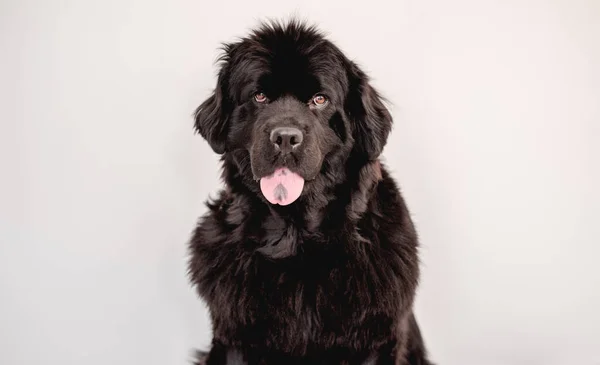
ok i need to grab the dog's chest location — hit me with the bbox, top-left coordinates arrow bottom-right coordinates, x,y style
206,229 -> 398,352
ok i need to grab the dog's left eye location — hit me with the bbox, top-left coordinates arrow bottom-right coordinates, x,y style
254,92 -> 268,103
312,95 -> 328,107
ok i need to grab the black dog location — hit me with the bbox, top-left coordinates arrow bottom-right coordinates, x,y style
188,20 -> 434,365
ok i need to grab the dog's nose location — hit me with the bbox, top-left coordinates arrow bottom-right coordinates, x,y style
270,127 -> 303,153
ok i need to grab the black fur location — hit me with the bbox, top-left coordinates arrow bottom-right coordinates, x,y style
188,20 -> 434,365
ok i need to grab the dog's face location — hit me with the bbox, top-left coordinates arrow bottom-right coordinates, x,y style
195,21 -> 392,205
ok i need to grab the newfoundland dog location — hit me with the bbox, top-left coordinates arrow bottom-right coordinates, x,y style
188,20 -> 434,365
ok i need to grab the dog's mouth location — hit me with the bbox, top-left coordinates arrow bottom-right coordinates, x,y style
259,167 -> 305,206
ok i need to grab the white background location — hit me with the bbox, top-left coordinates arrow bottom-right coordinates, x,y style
1,0 -> 599,364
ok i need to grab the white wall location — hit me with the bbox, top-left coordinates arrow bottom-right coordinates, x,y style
1,1 -> 599,364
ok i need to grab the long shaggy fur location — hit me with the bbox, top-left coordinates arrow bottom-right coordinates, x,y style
188,20 -> 434,365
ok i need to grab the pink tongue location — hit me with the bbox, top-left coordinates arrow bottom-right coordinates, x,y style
259,168 -> 305,205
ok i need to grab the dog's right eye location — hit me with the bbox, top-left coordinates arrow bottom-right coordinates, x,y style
254,93 -> 268,103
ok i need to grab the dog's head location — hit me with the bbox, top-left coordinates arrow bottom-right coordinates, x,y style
195,21 -> 392,206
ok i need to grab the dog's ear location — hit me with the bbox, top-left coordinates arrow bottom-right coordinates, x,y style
345,62 -> 393,160
194,47 -> 234,154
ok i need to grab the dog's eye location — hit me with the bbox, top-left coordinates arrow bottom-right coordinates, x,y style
312,95 -> 328,107
254,92 -> 268,103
